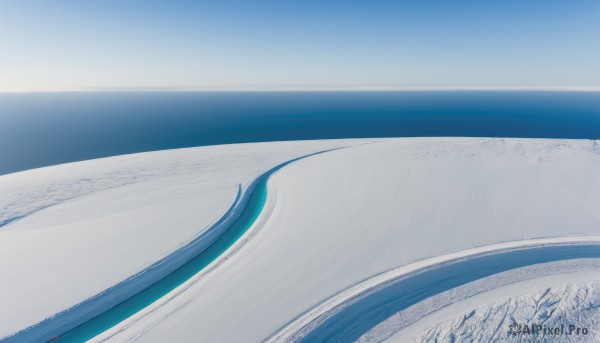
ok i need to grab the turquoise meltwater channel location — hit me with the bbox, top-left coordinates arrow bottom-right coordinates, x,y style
53,178 -> 268,342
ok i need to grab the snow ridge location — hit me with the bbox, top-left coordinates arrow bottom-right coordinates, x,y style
1,185 -> 244,343
266,238 -> 600,343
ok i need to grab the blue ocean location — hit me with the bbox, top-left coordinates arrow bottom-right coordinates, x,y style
1,91 -> 600,175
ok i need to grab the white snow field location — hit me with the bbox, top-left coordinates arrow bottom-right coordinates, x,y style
2,138 -> 600,342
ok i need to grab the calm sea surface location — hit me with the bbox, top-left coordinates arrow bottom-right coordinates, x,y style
1,91 -> 599,175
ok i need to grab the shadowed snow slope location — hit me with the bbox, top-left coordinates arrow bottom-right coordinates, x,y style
94,138 -> 600,343
0,139 -> 360,339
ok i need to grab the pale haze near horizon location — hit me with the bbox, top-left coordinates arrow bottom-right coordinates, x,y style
1,0 -> 599,92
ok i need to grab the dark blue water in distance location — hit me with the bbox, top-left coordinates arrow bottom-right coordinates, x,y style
1,91 -> 600,175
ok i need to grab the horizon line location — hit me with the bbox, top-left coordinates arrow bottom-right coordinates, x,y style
2,85 -> 600,93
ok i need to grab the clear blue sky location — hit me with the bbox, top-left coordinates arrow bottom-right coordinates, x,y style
1,0 -> 599,91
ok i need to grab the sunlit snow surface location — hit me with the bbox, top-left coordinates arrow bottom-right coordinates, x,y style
2,138 -> 600,342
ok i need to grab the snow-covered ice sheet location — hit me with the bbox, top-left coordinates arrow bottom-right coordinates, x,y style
0,139 -> 360,339
270,239 -> 600,343
92,138 -> 600,342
